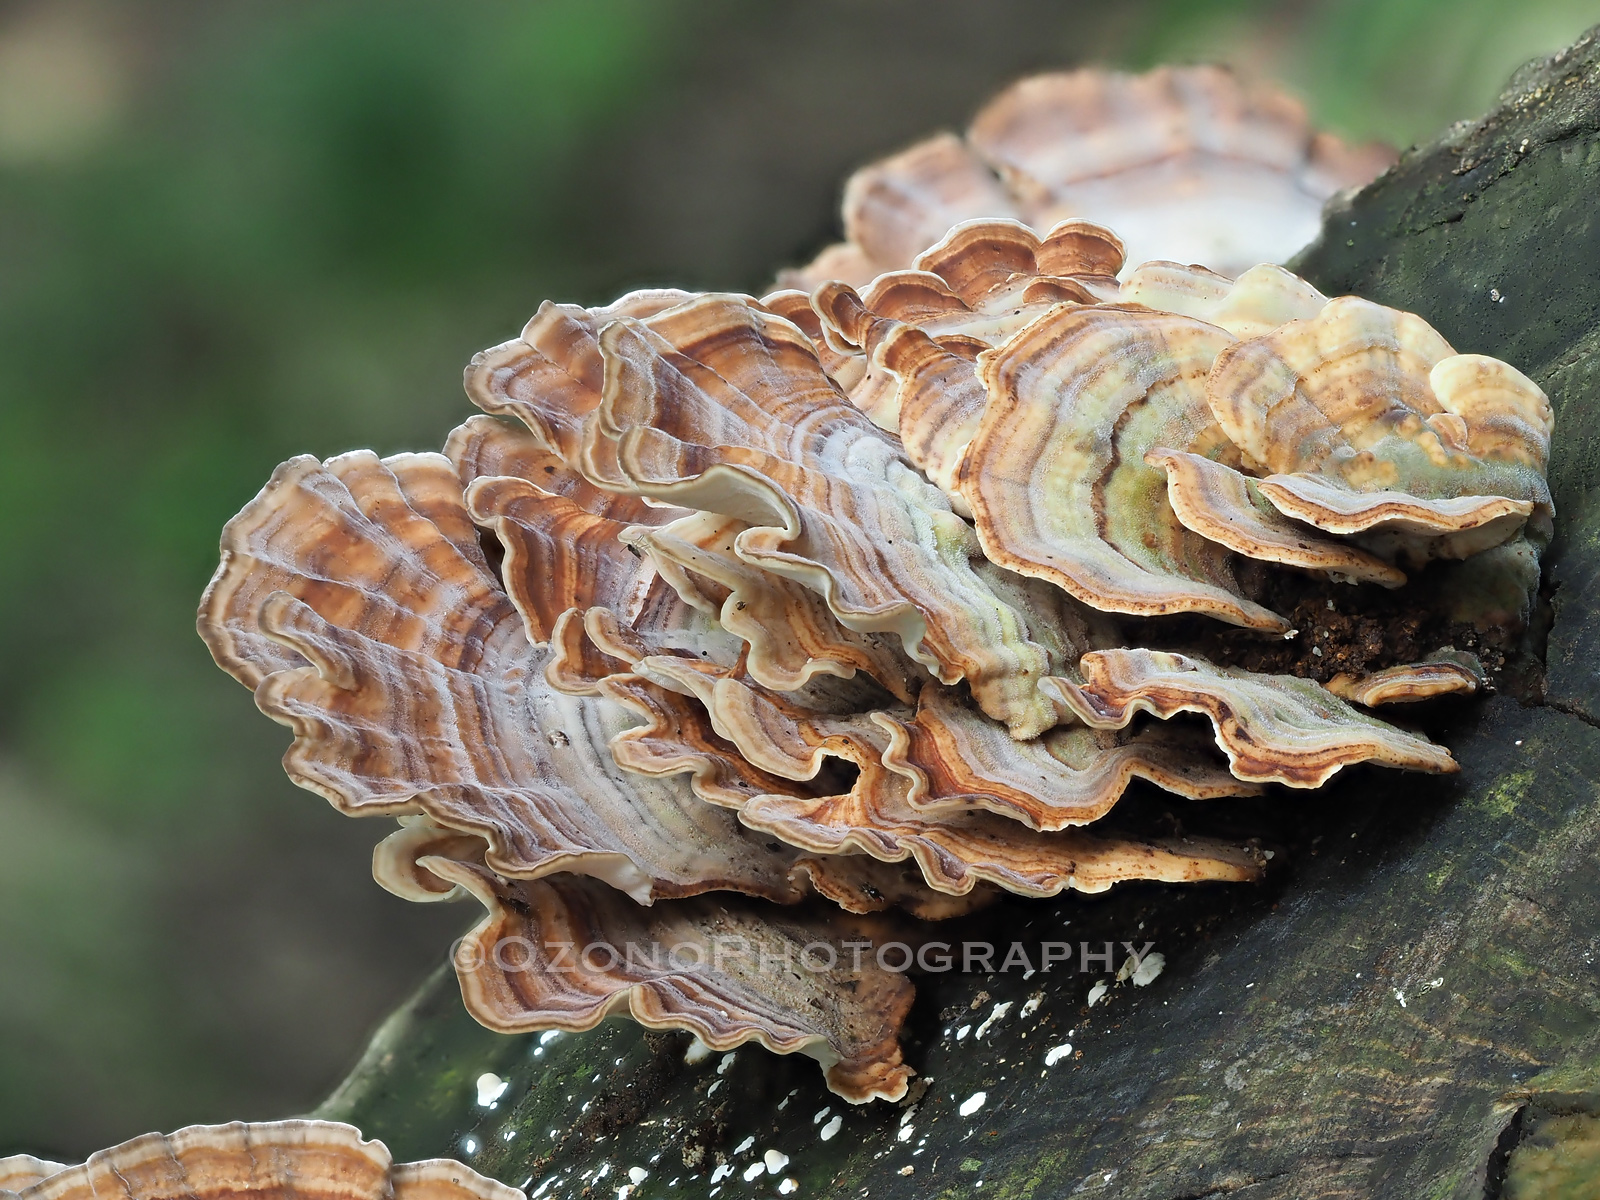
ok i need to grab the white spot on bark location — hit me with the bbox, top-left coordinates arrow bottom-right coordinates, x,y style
1132,952 -> 1166,987
975,1001 -> 1013,1039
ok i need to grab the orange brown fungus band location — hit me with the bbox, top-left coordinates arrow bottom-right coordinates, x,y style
200,64 -> 1549,1102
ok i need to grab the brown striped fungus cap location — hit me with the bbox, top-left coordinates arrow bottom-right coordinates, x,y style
0,1122 -> 520,1200
778,64 -> 1395,290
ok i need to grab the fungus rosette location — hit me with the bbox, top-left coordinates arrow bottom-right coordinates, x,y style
0,1121 -> 518,1200
199,69 -> 1551,1104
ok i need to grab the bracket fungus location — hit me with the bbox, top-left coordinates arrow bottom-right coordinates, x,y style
780,64 -> 1395,290
1201,297 -> 1554,565
201,63 -> 1552,1105
1,1122 -> 518,1200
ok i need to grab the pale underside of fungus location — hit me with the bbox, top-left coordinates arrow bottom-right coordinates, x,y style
200,66 -> 1550,1104
0,1121 -> 518,1200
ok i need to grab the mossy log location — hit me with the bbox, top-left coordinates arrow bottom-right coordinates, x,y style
315,26 -> 1600,1200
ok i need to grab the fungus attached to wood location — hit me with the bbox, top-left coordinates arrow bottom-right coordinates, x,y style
1205,297 -> 1554,564
200,64 -> 1549,1105
963,303 -> 1289,631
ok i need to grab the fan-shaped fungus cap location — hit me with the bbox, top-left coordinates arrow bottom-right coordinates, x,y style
199,450 -> 804,905
1045,649 -> 1458,787
839,132 -> 1021,278
780,65 -> 1393,289
634,654 -> 1267,899
577,291 -> 1060,736
811,219 -> 1124,506
1205,297 -> 1554,563
464,290 -> 693,462
428,858 -> 918,1104
8,1122 -> 519,1200
968,66 -> 1392,274
962,303 -> 1290,631
1119,261 -> 1328,338
1324,650 -> 1487,706
1146,446 -> 1407,587
621,511 -> 924,701
878,686 -> 1260,832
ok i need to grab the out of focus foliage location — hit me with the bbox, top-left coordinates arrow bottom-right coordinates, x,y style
0,0 -> 1592,1158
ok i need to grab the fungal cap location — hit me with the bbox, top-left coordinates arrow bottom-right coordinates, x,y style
1324,651 -> 1487,706
963,303 -> 1289,631
430,859 -> 917,1104
12,1122 -> 520,1200
582,292 -> 1058,735
0,1159 -> 68,1195
1206,297 -> 1553,560
1146,446 -> 1407,586
1044,649 -> 1459,787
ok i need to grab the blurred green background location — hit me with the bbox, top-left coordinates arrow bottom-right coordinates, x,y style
1,0 -> 1594,1159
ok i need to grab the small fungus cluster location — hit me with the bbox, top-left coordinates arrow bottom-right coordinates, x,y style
198,66 -> 1553,1103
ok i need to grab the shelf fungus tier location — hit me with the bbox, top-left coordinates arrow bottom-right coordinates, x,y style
877,686 -> 1262,831
1146,446 -> 1407,587
575,291 -> 1061,737
2,1122 -> 518,1200
0,1159 -> 68,1195
1203,297 -> 1555,564
621,511 -> 925,701
203,139 -> 1550,1102
962,303 -> 1290,631
1044,650 -> 1459,787
198,451 -> 806,906
779,63 -> 1395,290
1324,652 -> 1487,707
430,858 -> 918,1104
812,217 -> 1124,506
630,653 -> 1268,899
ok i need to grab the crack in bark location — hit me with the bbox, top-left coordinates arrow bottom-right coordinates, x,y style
1532,695 -> 1600,732
1165,1167 -> 1295,1199
1482,1104 -> 1528,1200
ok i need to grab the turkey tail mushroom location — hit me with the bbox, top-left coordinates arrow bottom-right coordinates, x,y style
962,303 -> 1290,632
1205,297 -> 1553,564
201,68 -> 1548,1106
1044,649 -> 1459,787
780,64 -> 1393,289
430,859 -> 918,1104
6,1123 -> 519,1200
